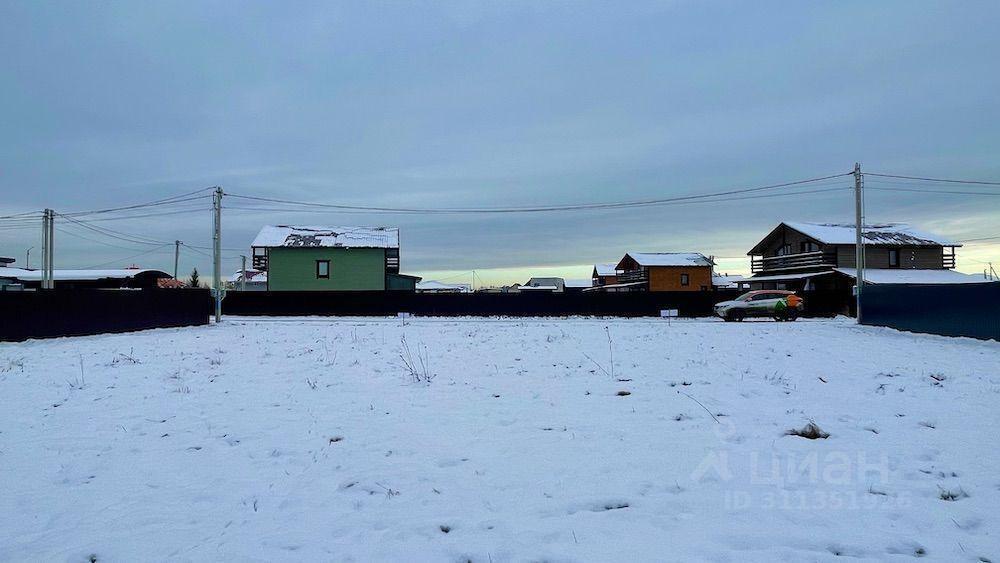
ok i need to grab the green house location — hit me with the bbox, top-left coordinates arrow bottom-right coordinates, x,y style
250,225 -> 420,291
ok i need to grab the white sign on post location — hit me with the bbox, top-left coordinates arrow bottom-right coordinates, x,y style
660,309 -> 678,326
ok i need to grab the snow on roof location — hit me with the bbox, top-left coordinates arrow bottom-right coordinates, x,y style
519,285 -> 559,291
712,274 -> 746,287
564,278 -> 593,288
525,277 -> 565,287
593,264 -> 618,276
581,281 -> 647,292
835,268 -> 995,285
0,268 -> 168,281
622,252 -> 714,267
251,225 -> 399,249
230,269 -> 267,283
783,222 -> 958,246
416,280 -> 471,292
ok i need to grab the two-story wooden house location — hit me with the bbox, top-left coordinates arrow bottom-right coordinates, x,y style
614,252 -> 715,291
250,225 -> 421,291
741,222 -> 969,291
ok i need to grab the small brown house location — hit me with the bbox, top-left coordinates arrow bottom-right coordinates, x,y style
615,252 -> 715,292
591,264 -> 619,287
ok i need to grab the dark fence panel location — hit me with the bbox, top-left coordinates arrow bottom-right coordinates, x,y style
861,283 -> 1000,341
223,289 -> 850,318
1,289 -> 212,342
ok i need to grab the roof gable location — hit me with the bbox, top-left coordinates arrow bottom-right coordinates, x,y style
748,222 -> 958,254
593,263 -> 617,276
617,252 -> 714,269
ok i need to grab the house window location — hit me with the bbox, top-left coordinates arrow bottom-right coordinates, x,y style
800,241 -> 819,253
888,249 -> 900,268
316,260 -> 330,279
681,273 -> 690,286
776,244 -> 792,256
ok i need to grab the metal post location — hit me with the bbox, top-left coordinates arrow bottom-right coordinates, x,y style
212,187 -> 223,322
240,255 -> 247,292
174,240 -> 181,279
853,163 -> 864,323
25,247 -> 32,269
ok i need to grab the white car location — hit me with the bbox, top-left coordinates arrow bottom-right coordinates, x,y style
715,290 -> 803,322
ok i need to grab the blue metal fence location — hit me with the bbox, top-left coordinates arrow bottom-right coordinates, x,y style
861,283 -> 1000,341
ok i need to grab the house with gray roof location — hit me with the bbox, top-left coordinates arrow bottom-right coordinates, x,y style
742,221 -> 985,291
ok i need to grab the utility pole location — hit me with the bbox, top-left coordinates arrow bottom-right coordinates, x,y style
25,247 -> 32,269
41,209 -> 55,289
40,212 -> 49,288
853,163 -> 864,324
212,187 -> 223,323
240,255 -> 247,292
48,209 -> 55,288
174,240 -> 181,279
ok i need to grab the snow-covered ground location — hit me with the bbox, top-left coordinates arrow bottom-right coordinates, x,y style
1,317 -> 998,562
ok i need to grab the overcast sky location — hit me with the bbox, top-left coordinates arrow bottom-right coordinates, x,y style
2,1 -> 998,285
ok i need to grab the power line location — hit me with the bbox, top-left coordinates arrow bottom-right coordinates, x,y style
0,211 -> 43,220
182,243 -> 245,252
866,187 -> 1000,196
61,191 -> 214,218
180,242 -> 240,260
71,206 -> 211,223
55,213 -> 170,246
225,172 -> 853,214
866,172 -> 1000,186
55,226 -> 163,252
957,234 -> 1000,243
864,178 -> 1000,191
83,244 -> 173,269
224,185 -> 853,216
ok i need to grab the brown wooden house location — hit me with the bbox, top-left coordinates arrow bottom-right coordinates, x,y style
743,221 -> 963,291
591,264 -> 619,287
614,252 -> 715,292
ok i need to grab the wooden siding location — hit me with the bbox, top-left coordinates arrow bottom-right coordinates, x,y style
757,225 -> 824,257
834,245 -> 945,269
648,266 -> 713,291
267,247 -> 387,291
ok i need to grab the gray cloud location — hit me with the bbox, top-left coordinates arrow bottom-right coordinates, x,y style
1,1 -> 998,282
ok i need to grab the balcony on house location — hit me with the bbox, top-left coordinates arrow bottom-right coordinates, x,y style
943,247 -> 956,269
252,248 -> 268,271
750,250 -> 838,273
616,269 -> 649,284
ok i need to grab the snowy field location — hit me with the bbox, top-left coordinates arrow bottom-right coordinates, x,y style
1,317 -> 998,562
